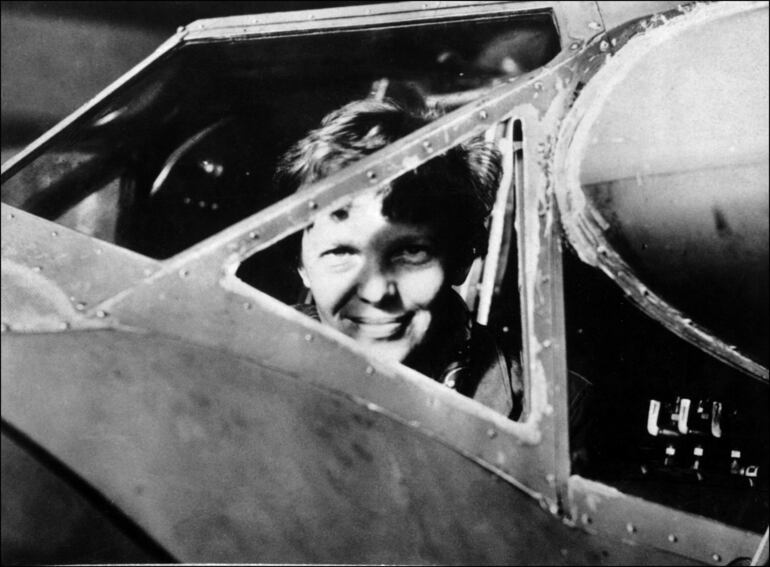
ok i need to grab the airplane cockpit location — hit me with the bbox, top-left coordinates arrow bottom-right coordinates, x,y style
2,1 -> 767,564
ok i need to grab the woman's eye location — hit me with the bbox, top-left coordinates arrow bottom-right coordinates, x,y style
393,245 -> 433,265
321,246 -> 356,258
319,246 -> 358,267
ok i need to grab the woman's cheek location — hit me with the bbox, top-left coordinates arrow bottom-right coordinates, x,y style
399,265 -> 446,307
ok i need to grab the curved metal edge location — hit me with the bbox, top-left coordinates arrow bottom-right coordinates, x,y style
552,1 -> 769,383
182,1 -> 557,40
568,475 -> 764,566
0,30 -> 187,182
2,326 -> 550,526
0,418 -> 177,563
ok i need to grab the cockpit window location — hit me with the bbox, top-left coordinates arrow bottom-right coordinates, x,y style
563,249 -> 769,532
1,12 -> 559,259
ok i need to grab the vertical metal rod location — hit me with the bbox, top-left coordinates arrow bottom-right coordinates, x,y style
477,119 -> 514,325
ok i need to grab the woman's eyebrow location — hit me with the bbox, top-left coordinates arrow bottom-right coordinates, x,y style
387,233 -> 434,248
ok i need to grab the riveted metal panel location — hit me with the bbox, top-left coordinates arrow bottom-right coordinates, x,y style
1,204 -> 160,331
2,330 -> 701,565
569,476 -> 762,566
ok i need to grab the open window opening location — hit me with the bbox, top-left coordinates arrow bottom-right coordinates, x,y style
563,248 -> 768,533
235,114 -> 525,420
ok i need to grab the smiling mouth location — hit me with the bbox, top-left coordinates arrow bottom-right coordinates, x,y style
346,314 -> 412,339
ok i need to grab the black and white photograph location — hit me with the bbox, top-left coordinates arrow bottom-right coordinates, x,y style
1,1 -> 768,564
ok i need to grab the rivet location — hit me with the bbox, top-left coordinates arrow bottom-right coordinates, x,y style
51,231 -> 58,237
581,513 -> 592,524
422,140 -> 433,153
308,201 -> 318,210
478,110 -> 488,120
179,269 -> 190,278
249,231 -> 260,240
546,473 -> 556,486
534,81 -> 543,91
487,428 -> 497,439
96,310 -> 108,318
365,365 -> 375,375
711,554 -> 721,563
8,213 -> 15,219
59,321 -> 70,330
588,21 -> 602,30
244,302 -> 253,311
599,40 -> 610,52
198,200 -> 206,208
183,197 -> 192,205
542,339 -> 552,348
75,302 -> 86,311
304,333 -> 313,342
32,266 -> 42,272
367,170 -> 378,182
211,203 -> 219,210
626,523 -> 636,534
94,248 -> 103,255
502,326 -> 510,333
668,534 -> 678,543
611,38 -> 618,46
569,42 -> 581,51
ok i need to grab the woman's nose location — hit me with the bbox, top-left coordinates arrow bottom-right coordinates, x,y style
356,263 -> 396,304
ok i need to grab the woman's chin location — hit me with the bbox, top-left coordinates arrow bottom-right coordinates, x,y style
359,339 -> 412,364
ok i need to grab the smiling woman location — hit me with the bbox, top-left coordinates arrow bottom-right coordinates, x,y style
273,97 -> 519,417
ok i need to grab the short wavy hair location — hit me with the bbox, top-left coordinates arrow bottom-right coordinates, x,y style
274,98 -> 502,272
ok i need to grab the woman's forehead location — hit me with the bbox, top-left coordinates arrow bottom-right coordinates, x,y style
304,193 -> 434,243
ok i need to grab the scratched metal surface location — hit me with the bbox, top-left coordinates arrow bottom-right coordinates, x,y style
1,329 -> 700,565
1,428 -> 169,564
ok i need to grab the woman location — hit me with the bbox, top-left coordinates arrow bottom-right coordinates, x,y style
275,97 -> 521,418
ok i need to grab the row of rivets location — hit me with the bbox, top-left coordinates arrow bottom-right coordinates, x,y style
182,197 -> 219,210
579,512 -> 727,563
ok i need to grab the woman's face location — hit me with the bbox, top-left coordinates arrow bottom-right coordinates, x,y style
299,192 -> 449,364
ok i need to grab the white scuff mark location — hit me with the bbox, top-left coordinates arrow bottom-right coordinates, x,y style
400,155 -> 422,170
